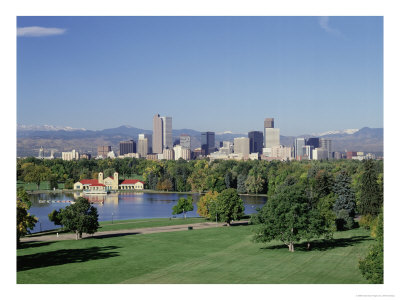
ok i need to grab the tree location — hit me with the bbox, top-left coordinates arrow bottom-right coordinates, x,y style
214,188 -> 244,225
49,175 -> 59,190
48,208 -> 64,227
252,182 -> 315,252
333,171 -> 356,230
60,197 -> 99,240
236,174 -> 247,194
197,191 -> 219,219
17,190 -> 37,244
245,174 -> 265,194
359,211 -> 383,283
23,165 -> 50,190
172,196 -> 194,219
359,160 -> 382,217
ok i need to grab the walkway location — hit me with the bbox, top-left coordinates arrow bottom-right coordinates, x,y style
20,221 -> 248,243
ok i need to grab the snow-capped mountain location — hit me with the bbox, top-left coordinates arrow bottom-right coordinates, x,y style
17,124 -> 87,131
313,129 -> 359,136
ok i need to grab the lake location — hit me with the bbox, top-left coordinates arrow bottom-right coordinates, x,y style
28,192 -> 267,233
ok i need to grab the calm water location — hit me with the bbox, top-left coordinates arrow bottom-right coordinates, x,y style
28,192 -> 267,233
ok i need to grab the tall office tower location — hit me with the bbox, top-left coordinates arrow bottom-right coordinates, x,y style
264,128 -> 280,148
201,132 -> 215,155
180,134 -> 191,149
294,138 -> 306,159
98,145 -> 111,158
234,137 -> 250,156
161,116 -> 173,149
163,148 -> 175,160
306,137 -> 319,149
264,118 -> 274,129
302,145 -> 314,160
141,133 -> 152,153
248,131 -> 263,154
153,114 -> 163,154
138,134 -> 149,157
319,138 -> 333,159
119,140 -> 136,155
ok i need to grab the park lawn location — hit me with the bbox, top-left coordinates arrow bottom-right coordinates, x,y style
17,181 -> 65,191
17,225 -> 373,284
98,217 -> 207,232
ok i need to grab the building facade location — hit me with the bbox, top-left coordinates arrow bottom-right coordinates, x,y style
62,149 -> 79,161
201,131 -> 215,155
234,137 -> 250,156
138,134 -> 149,157
264,128 -> 280,148
294,138 -> 306,160
319,138 -> 333,159
153,114 -> 163,154
119,140 -> 136,156
180,134 -> 191,149
161,116 -> 173,149
97,146 -> 111,158
248,131 -> 263,154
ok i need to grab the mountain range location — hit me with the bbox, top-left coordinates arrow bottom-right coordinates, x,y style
16,124 -> 383,158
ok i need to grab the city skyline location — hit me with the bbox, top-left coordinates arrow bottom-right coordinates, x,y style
17,16 -> 383,136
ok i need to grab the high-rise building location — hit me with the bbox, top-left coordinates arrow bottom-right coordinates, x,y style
306,137 -> 319,149
319,138 -> 333,159
234,137 -> 250,156
153,114 -> 163,154
98,146 -> 111,158
294,138 -> 306,159
264,118 -> 274,129
62,149 -> 79,161
173,145 -> 191,160
180,134 -> 191,149
264,128 -> 280,148
119,140 -> 136,155
163,148 -> 175,160
201,132 -> 215,155
138,134 -> 149,157
161,116 -> 173,149
248,131 -> 263,154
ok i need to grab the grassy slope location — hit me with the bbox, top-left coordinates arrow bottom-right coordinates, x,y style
17,225 -> 373,284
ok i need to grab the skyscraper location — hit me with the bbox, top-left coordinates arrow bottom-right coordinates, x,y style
263,117 -> 280,148
161,116 -> 173,149
180,134 -> 191,149
319,138 -> 333,159
119,140 -> 136,155
234,137 -> 250,156
98,145 -> 111,158
201,132 -> 215,155
153,114 -> 163,154
294,138 -> 306,159
138,134 -> 149,157
264,118 -> 274,129
306,137 -> 320,149
248,131 -> 263,154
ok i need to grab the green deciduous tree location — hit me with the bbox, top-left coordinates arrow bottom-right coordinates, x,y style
17,189 -> 37,245
172,196 -> 194,219
60,197 -> 99,240
214,188 -> 244,225
23,165 -> 50,190
252,182 -> 324,252
359,160 -> 383,217
197,191 -> 219,219
359,211 -> 383,283
48,208 -> 64,227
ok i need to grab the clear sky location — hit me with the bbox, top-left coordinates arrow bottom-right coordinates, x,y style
17,16 -> 383,136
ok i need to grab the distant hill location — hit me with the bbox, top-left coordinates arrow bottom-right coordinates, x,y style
17,125 -> 383,157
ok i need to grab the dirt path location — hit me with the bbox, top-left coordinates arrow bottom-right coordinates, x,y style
20,221 -> 249,243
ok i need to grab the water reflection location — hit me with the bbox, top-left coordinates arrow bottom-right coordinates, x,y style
27,192 -> 267,233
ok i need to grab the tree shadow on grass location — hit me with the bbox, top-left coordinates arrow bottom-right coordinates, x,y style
89,232 -> 140,239
17,246 -> 120,272
18,241 -> 55,249
261,235 -> 373,252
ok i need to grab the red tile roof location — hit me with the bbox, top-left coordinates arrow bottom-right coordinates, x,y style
120,179 -> 144,185
79,179 -> 99,185
89,183 -> 106,187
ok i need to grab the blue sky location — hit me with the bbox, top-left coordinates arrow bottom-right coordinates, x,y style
17,16 -> 383,135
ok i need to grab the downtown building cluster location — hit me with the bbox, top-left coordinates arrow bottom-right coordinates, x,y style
53,114 -> 378,161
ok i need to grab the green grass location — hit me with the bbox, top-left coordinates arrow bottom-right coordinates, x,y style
17,225 -> 373,284
17,181 -> 65,191
98,217 -> 207,232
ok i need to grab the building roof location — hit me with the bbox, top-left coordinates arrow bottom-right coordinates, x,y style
90,183 -> 106,187
120,179 -> 144,185
79,179 -> 99,185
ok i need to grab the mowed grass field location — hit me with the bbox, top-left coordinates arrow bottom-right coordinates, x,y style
17,222 -> 373,284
